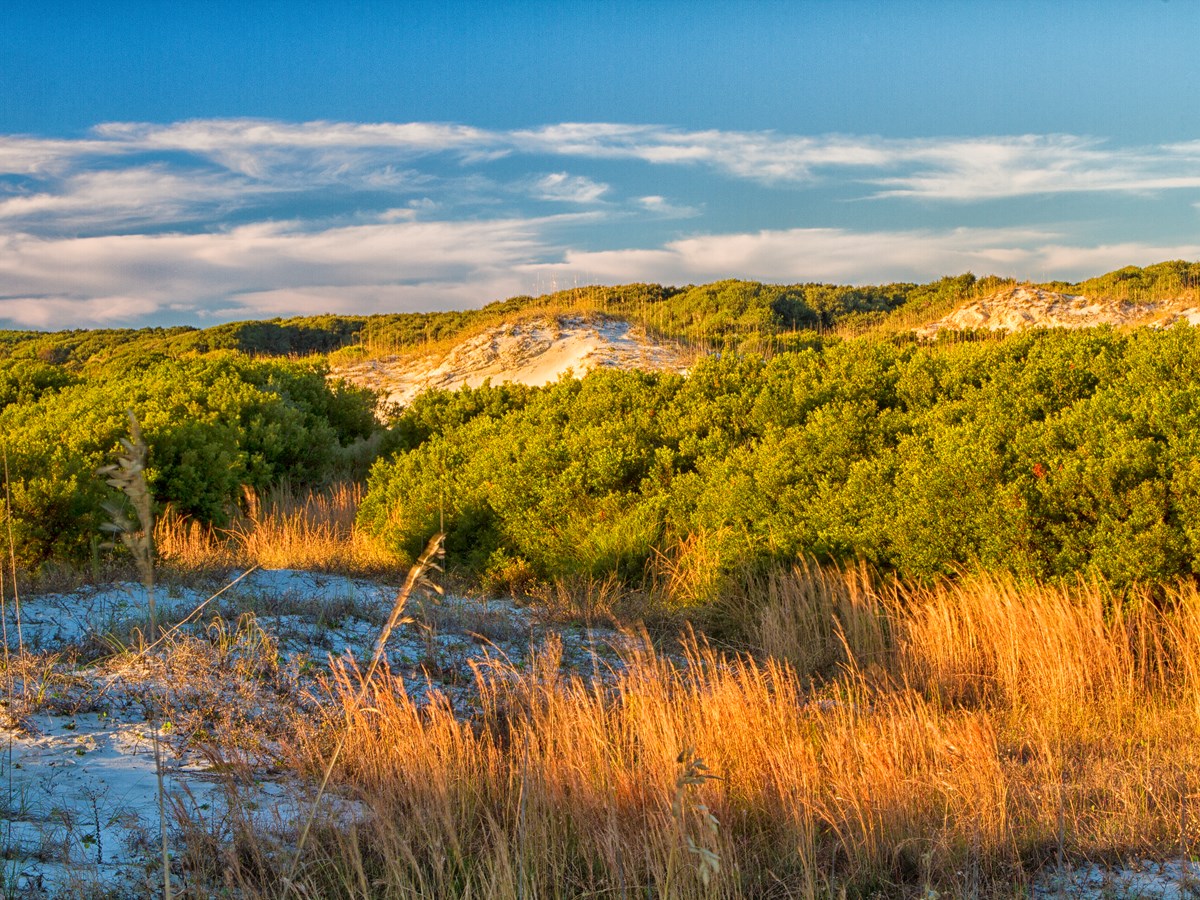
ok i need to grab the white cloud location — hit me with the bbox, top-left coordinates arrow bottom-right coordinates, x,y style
1032,241 -> 1200,276
90,119 -> 504,183
0,295 -> 161,330
528,172 -> 609,204
94,118 -> 494,155
512,125 -> 1200,198
510,126 -> 1200,198
871,135 -> 1200,199
0,165 -> 270,227
526,226 -> 1200,287
0,137 -> 126,176
511,123 -> 900,183
0,214 -> 1195,328
636,195 -> 700,218
0,118 -> 1198,327
4,120 -> 1200,240
0,217 -> 551,327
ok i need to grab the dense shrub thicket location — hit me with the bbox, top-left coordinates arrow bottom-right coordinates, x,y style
1068,259 -> 1200,301
0,272 -> 1007,364
0,354 -> 376,564
362,324 -> 1200,595
0,318 -> 368,369
0,261 -> 1190,370
3,261 -> 1199,581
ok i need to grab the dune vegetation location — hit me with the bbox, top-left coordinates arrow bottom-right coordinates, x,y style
3,261 -> 1200,896
250,569 -> 1200,898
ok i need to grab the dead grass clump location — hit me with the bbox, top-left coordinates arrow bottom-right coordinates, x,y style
0,649 -> 92,725
153,513 -> 238,575
155,482 -> 399,578
524,571 -> 626,627
750,559 -> 889,678
648,529 -> 731,608
257,635 -> 1026,898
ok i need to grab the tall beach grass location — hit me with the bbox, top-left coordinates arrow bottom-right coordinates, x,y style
155,482 -> 398,577
199,568 -> 1200,898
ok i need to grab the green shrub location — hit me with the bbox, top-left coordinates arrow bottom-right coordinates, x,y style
361,324 -> 1200,596
0,353 -> 378,565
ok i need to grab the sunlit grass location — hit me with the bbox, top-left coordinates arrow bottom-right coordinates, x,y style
155,482 -> 399,577
187,569 -> 1200,898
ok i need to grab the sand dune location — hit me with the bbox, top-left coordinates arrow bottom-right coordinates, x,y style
918,286 -> 1200,337
335,316 -> 693,409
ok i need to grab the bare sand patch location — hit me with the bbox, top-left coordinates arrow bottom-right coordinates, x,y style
334,316 -> 693,410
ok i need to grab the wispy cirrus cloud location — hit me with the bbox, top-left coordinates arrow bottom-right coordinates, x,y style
0,165 -> 272,228
527,172 -> 609,204
510,123 -> 896,182
871,135 -> 1200,200
94,119 -> 493,151
8,119 -> 1200,205
0,136 -> 126,177
0,117 -> 1197,328
636,195 -> 701,218
518,127 -> 1200,198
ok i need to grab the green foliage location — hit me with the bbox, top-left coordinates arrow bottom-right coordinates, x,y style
0,358 -> 78,409
0,274 -> 991,366
362,323 -> 1200,597
1072,259 -> 1200,301
0,353 -> 378,565
6,260 -> 1200,587
383,380 -> 534,454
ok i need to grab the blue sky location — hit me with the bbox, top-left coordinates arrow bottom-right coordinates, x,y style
1,1 -> 1199,328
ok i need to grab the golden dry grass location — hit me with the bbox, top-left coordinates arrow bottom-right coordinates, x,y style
155,482 -> 398,577
200,568 -> 1200,898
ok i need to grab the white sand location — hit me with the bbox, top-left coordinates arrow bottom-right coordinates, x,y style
0,570 -> 629,896
919,287 -> 1200,338
335,316 -> 694,410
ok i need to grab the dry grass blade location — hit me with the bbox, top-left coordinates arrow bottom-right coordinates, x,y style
137,564 -> 261,657
284,531 -> 445,892
1,441 -> 24,701
86,563 -> 267,712
153,725 -> 173,900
